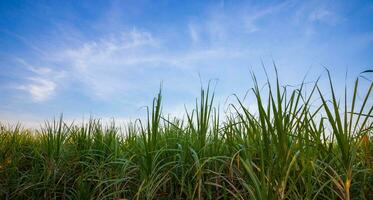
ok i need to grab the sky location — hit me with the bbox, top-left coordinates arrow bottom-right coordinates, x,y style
0,0 -> 372,127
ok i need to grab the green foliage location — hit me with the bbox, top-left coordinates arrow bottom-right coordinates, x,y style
0,70 -> 372,199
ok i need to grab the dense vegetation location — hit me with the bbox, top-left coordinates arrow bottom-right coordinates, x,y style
1,70 -> 372,199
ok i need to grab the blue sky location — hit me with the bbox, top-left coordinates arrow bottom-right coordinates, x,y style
0,0 -> 372,127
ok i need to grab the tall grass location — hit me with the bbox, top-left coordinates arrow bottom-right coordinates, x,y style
0,70 -> 372,199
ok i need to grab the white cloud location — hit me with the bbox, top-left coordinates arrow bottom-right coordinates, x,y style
22,77 -> 56,102
16,59 -> 64,102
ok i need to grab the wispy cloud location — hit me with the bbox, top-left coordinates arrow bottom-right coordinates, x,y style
188,23 -> 200,43
241,1 -> 292,33
19,77 -> 56,102
309,8 -> 340,25
198,0 -> 292,40
15,59 -> 64,102
49,28 -> 250,99
61,28 -> 158,70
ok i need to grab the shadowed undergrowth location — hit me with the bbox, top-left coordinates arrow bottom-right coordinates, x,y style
0,70 -> 372,199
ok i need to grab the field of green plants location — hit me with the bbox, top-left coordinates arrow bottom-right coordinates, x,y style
1,70 -> 372,199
